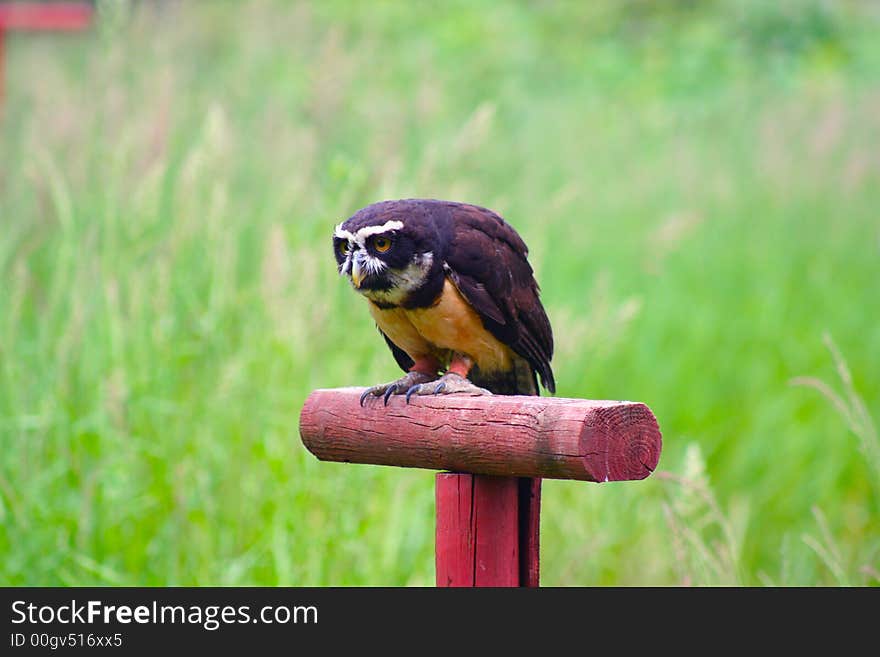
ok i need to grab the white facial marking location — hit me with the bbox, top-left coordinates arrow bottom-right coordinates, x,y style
358,252 -> 388,276
359,251 -> 433,305
334,224 -> 357,243
335,220 -> 404,249
354,220 -> 404,242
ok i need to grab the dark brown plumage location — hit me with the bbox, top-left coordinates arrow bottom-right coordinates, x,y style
443,203 -> 554,394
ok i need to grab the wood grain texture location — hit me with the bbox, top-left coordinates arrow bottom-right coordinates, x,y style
299,388 -> 662,482
518,477 -> 541,587
436,473 -> 520,587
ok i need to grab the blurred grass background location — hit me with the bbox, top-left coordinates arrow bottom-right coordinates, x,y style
1,0 -> 878,585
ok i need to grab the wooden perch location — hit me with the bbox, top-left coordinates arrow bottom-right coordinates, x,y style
300,387 -> 663,586
299,388 -> 661,482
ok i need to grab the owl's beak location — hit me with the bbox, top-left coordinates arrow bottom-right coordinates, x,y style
351,259 -> 365,288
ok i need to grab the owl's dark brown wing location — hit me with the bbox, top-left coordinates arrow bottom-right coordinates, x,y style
380,329 -> 414,372
443,204 -> 555,394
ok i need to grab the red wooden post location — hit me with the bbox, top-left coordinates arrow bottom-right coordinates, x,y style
518,476 -> 541,587
299,388 -> 662,587
0,2 -> 94,104
436,474 -> 520,586
435,474 -> 540,587
0,28 -> 5,103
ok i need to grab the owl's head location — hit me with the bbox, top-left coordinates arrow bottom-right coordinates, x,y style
333,200 -> 446,307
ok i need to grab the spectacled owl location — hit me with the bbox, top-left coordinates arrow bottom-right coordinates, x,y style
333,199 -> 555,404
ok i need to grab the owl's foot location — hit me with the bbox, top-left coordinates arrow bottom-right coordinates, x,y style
404,372 -> 492,403
359,370 -> 439,407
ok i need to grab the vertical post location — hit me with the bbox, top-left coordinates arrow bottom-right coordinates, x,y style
518,477 -> 541,587
435,473 -> 541,587
0,28 -> 5,106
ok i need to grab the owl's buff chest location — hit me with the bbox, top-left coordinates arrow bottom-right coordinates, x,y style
368,278 -> 513,372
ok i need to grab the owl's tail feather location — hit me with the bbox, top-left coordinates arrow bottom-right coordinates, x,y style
470,356 -> 540,396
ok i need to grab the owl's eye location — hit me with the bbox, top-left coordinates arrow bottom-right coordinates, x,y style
338,241 -> 351,256
373,237 -> 392,253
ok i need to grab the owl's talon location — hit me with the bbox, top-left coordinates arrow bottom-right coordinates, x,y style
407,372 -> 492,398
383,385 -> 398,406
361,370 -> 489,405
405,385 -> 422,404
360,370 -> 439,406
359,389 -> 373,407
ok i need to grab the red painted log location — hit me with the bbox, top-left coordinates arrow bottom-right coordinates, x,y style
299,388 -> 662,482
436,474 -> 541,587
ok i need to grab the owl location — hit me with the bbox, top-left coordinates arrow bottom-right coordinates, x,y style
334,199 -> 554,404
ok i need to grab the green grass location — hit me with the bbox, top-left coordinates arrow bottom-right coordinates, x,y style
1,0 -> 878,586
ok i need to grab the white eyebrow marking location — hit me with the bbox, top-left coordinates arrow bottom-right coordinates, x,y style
355,220 -> 404,240
335,219 -> 404,248
334,224 -> 357,242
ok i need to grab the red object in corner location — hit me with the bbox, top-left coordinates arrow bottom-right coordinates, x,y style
0,2 -> 94,103
0,2 -> 94,31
